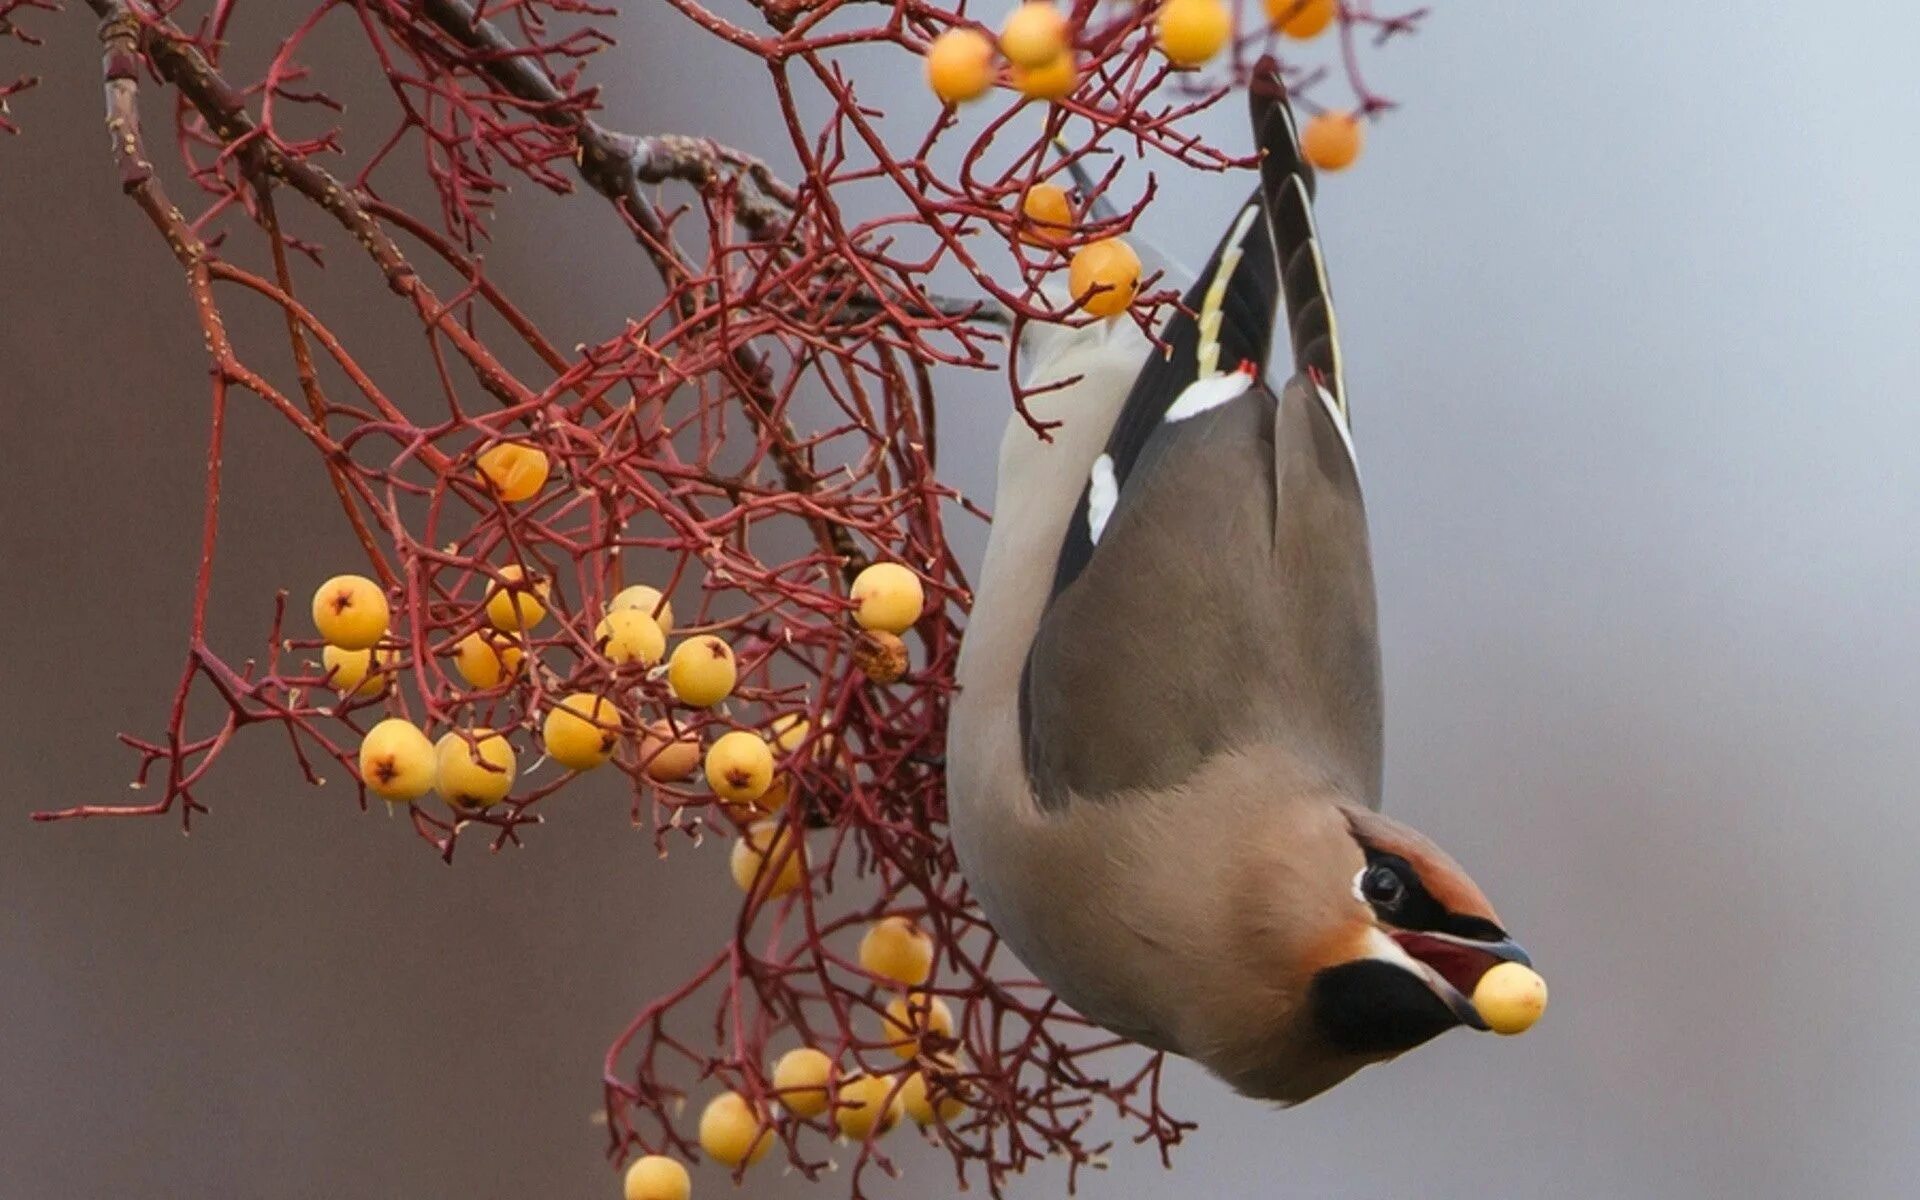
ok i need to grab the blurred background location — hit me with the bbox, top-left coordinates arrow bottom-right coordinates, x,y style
7,3 -> 1920,1197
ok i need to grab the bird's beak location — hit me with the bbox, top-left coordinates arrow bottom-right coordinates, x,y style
1388,930 -> 1531,1032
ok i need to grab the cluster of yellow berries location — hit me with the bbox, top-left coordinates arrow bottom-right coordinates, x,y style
620,914 -> 963,1197
923,4 -> 1076,105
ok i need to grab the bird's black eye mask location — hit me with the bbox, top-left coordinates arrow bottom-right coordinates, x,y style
1357,851 -> 1508,943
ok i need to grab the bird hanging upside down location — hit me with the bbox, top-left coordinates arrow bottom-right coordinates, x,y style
947,61 -> 1545,1105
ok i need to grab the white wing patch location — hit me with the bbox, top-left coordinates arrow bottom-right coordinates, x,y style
1164,368 -> 1253,422
1195,204 -> 1262,381
1086,453 -> 1119,545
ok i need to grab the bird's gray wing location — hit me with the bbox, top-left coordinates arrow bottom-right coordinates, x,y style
1019,62 -> 1381,811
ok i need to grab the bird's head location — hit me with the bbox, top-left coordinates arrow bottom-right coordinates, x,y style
1201,800 -> 1534,1103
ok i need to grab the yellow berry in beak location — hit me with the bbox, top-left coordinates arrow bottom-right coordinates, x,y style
1472,961 -> 1548,1036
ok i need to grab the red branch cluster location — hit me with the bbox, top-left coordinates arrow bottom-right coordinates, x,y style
20,0 -> 1423,1194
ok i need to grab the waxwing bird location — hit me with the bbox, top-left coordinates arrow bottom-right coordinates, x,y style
948,61 -> 1539,1104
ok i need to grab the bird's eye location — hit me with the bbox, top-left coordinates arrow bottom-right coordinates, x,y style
1360,864 -> 1406,909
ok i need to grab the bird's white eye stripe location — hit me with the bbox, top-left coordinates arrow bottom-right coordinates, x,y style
1086,454 -> 1118,544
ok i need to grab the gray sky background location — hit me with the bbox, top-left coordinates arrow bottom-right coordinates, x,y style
5,3 -> 1920,1198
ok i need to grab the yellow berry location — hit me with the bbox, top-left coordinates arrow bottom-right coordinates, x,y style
772,1047 -> 836,1119
697,1091 -> 773,1169
542,691 -> 619,771
705,730 -> 774,803
900,1067 -> 967,1126
754,775 -> 793,815
596,609 -> 666,668
434,729 -> 516,810
1000,2 -> 1068,69
1267,0 -> 1335,39
451,630 -> 524,690
321,644 -> 396,698
1012,51 -> 1078,100
1017,182 -> 1074,247
622,1155 -> 690,1200
358,717 -> 436,803
485,564 -> 550,633
859,917 -> 935,987
880,993 -> 955,1060
638,720 -> 701,782
924,28 -> 995,105
1301,110 -> 1364,171
1472,962 -> 1548,1036
850,562 -> 925,634
1158,0 -> 1232,66
729,820 -> 807,898
1068,238 -> 1141,318
667,635 -> 736,707
475,440 -> 550,503
832,1074 -> 902,1141
610,584 -> 675,635
312,574 -> 388,650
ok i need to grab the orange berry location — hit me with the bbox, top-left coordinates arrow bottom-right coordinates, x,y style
772,1047 -> 836,1119
485,564 -> 549,633
1267,0 -> 1336,39
622,1155 -> 690,1200
705,730 -> 774,804
312,574 -> 389,650
609,583 -> 675,634
451,630 -> 523,689
697,1091 -> 773,1168
1000,2 -> 1069,69
595,608 -> 666,668
1017,182 -> 1074,247
1068,238 -> 1141,317
924,28 -> 995,104
901,1066 -> 967,1126
638,720 -> 700,783
730,820 -> 807,899
832,1073 -> 902,1141
1012,51 -> 1078,101
434,728 -> 516,810
1158,0 -> 1232,67
321,644 -> 397,699
542,691 -> 619,771
474,440 -> 549,503
879,993 -> 956,1060
859,916 -> 935,987
667,635 -> 736,707
1301,111 -> 1364,171
358,717 -> 436,803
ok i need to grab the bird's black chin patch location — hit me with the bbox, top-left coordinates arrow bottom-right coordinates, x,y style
1309,959 -> 1460,1057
